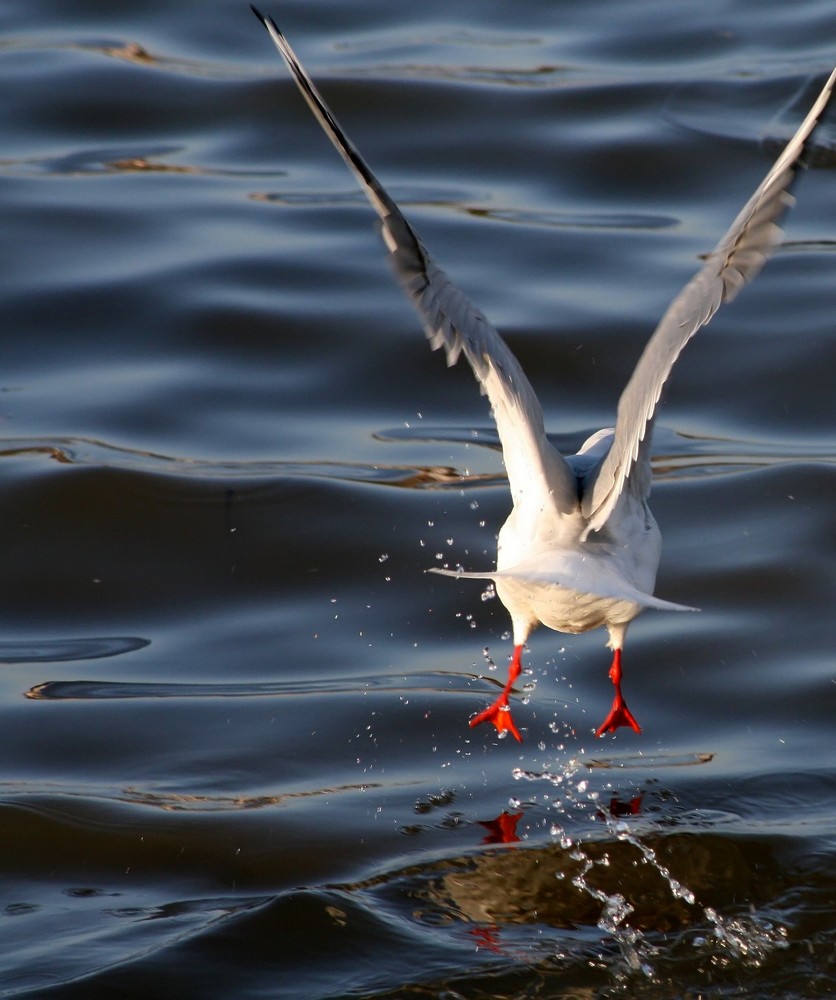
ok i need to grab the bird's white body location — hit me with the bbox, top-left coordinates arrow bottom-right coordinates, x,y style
252,6 -> 834,738
452,427 -> 679,649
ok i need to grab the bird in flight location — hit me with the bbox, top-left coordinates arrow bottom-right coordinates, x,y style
252,6 -> 834,742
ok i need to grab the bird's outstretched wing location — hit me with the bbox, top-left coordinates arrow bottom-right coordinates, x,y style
581,67 -> 836,538
251,6 -> 577,513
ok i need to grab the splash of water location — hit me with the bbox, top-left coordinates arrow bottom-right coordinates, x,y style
702,906 -> 789,966
568,842 -> 657,976
514,759 -> 789,977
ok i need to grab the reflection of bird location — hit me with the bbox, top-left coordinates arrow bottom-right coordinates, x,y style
252,8 -> 835,741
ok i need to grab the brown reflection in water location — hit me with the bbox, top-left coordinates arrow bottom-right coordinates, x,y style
432,832 -> 779,933
101,42 -> 156,65
109,157 -> 197,174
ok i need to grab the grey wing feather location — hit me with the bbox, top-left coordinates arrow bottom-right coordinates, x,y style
252,8 -> 577,512
582,67 -> 836,538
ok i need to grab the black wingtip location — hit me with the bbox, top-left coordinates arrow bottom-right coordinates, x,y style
251,5 -> 284,39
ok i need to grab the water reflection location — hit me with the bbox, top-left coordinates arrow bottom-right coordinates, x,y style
0,635 -> 148,663
1,1 -> 833,996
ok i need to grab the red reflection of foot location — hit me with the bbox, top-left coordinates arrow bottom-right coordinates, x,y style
477,810 -> 523,845
470,645 -> 524,742
469,925 -> 503,953
600,793 -> 643,819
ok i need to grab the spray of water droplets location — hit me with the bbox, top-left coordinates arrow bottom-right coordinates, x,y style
510,756 -> 789,979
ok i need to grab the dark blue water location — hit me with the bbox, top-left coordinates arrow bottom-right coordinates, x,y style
1,1 -> 834,996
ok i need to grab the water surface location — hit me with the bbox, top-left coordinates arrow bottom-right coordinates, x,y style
1,1 -> 835,996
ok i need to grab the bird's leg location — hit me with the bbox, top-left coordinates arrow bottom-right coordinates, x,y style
470,644 -> 523,742
595,648 -> 642,737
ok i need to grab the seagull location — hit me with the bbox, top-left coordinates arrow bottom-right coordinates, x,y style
251,7 -> 835,742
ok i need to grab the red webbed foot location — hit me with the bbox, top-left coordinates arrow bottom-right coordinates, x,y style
470,644 -> 524,742
470,695 -> 522,742
595,692 -> 642,737
595,646 -> 642,736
